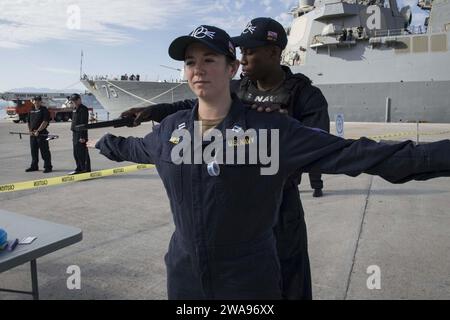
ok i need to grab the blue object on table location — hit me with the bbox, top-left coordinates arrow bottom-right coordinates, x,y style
0,229 -> 7,246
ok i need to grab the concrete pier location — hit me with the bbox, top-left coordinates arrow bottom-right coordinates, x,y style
1,120 -> 449,299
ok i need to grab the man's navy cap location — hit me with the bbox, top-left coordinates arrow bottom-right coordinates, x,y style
32,95 -> 42,101
169,25 -> 236,61
69,93 -> 81,101
232,17 -> 288,49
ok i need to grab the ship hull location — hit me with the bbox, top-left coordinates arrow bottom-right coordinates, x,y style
81,80 -> 196,118
319,80 -> 450,123
82,79 -> 450,123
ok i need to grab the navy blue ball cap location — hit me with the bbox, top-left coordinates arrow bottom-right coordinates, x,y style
169,25 -> 236,61
232,17 -> 288,50
32,95 -> 42,101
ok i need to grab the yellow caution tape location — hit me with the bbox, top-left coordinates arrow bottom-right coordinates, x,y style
5,128 -> 449,194
349,130 -> 450,141
0,164 -> 155,193
419,130 -> 450,137
367,131 -> 417,140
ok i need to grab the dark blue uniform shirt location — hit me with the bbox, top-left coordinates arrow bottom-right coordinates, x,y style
96,96 -> 450,248
71,104 -> 89,140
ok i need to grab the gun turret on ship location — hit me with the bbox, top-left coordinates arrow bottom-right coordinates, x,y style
282,0 -> 450,122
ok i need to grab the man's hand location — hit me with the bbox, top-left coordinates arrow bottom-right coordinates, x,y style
120,107 -> 153,127
250,103 -> 289,115
86,139 -> 98,149
32,130 -> 39,136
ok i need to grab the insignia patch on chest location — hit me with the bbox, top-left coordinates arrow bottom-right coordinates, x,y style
170,136 -> 181,145
232,125 -> 243,133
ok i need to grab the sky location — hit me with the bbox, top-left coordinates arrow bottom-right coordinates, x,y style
0,0 -> 428,93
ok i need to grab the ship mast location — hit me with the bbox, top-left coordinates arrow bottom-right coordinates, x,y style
79,50 -> 84,80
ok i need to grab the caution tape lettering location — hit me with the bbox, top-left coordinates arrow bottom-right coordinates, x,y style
33,180 -> 48,187
90,172 -> 102,178
0,164 -> 155,193
62,176 -> 75,183
0,184 -> 15,192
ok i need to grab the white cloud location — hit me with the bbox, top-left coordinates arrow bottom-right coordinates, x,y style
0,0 -> 200,48
235,1 -> 245,10
201,0 -> 296,34
199,1 -> 255,34
0,0 -> 301,49
397,0 -> 430,26
201,14 -> 250,34
37,67 -> 79,75
0,41 -> 23,49
278,0 -> 297,9
400,0 -> 418,7
411,12 -> 429,26
275,12 -> 293,28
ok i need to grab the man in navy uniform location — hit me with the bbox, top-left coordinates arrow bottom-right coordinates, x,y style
26,95 -> 52,173
69,93 -> 91,174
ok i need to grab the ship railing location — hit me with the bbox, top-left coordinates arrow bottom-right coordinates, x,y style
422,26 -> 448,34
407,25 -> 446,35
370,28 -> 409,38
81,74 -> 187,83
370,25 -> 447,38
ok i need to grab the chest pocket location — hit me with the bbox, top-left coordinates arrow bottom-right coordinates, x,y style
159,143 -> 184,203
214,152 -> 263,209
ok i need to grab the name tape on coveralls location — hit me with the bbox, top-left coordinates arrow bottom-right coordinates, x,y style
0,164 -> 155,193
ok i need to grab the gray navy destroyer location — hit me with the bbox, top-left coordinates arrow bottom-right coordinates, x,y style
81,0 -> 450,122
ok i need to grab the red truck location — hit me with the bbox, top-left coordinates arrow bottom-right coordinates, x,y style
3,93 -> 93,123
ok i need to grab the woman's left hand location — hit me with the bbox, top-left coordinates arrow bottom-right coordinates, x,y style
86,139 -> 98,149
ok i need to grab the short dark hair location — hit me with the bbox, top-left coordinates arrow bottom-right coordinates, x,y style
226,55 -> 236,65
32,96 -> 42,101
69,93 -> 81,101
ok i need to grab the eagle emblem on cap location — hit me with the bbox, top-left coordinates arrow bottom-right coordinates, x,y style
191,26 -> 215,39
243,22 -> 257,34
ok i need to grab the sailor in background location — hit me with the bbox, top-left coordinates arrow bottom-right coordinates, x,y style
69,93 -> 91,175
120,17 -> 329,300
231,17 -> 330,299
232,18 -> 329,200
26,95 -> 52,173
